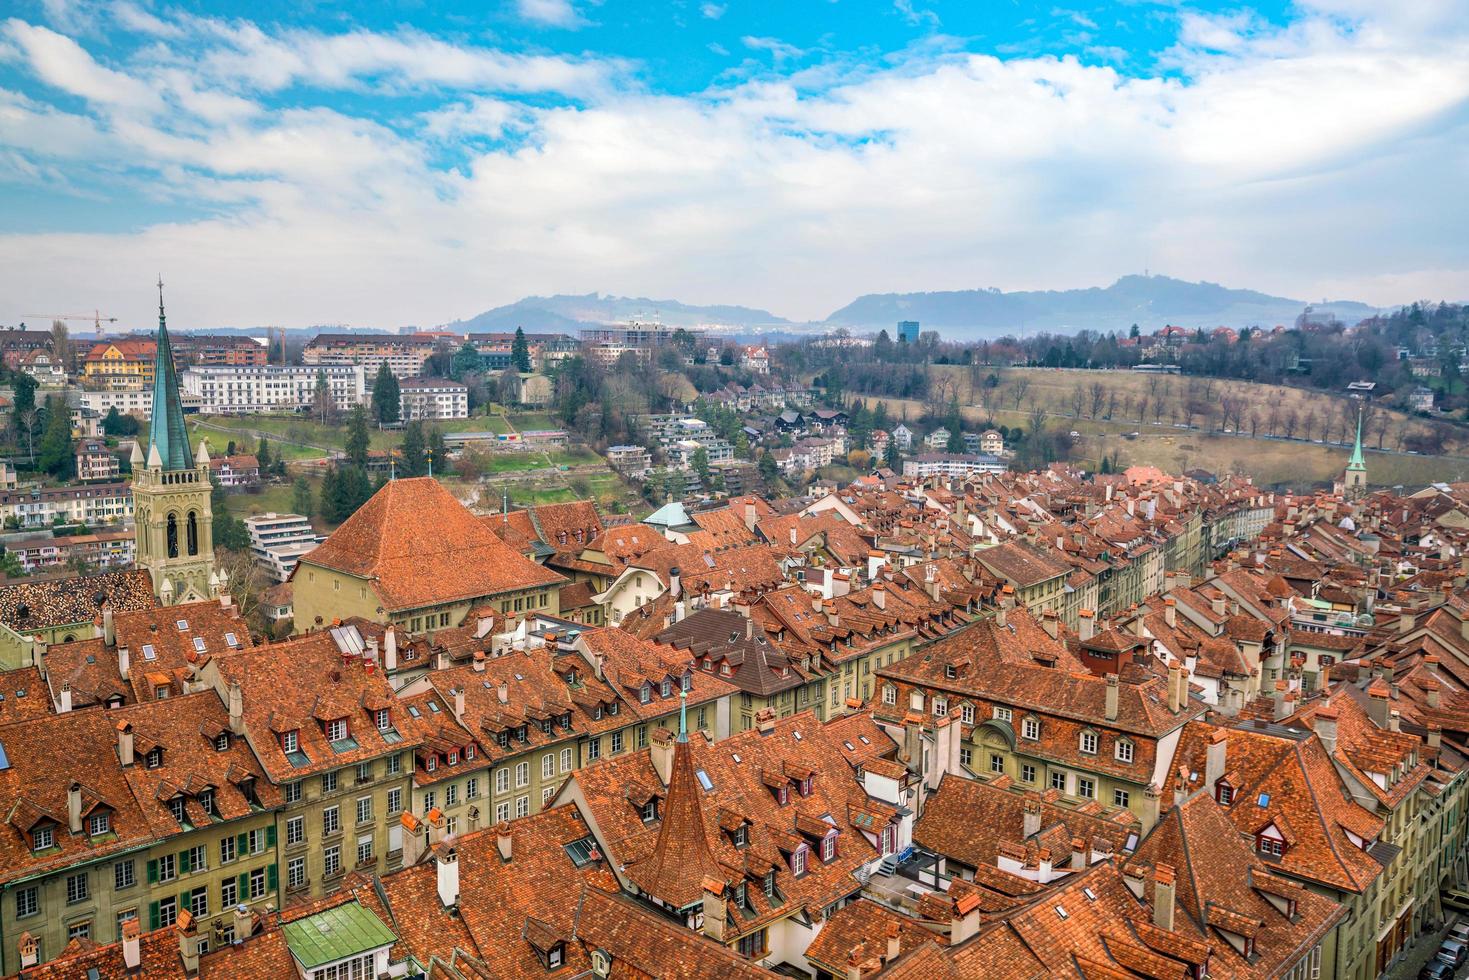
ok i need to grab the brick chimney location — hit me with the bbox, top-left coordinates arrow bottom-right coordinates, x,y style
1105,674 -> 1119,722
1167,661 -> 1183,713
702,878 -> 727,942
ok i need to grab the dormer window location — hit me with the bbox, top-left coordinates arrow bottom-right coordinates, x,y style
1115,739 -> 1133,764
641,799 -> 659,822
593,705 -> 603,720
548,943 -> 564,969
945,664 -> 957,679
375,709 -> 391,732
199,790 -> 215,816
516,725 -> 528,742
168,796 -> 186,824
660,679 -> 672,698
281,730 -> 299,755
541,718 -> 554,734
498,731 -> 512,748
448,750 -> 459,766
721,664 -> 732,677
326,718 -> 349,744
734,882 -> 747,906
145,747 -> 164,769
799,777 -> 813,797
777,786 -> 789,806
791,844 -> 808,876
1217,783 -> 1234,806
681,673 -> 692,692
821,830 -> 838,862
466,744 -> 476,760
560,713 -> 572,729
703,659 -> 714,672
608,701 -> 619,716
1022,717 -> 1040,741
1079,731 -> 1098,755
88,812 -> 110,836
733,825 -> 747,848
639,684 -> 652,705
214,733 -> 230,752
426,756 -> 438,772
31,825 -> 53,851
933,698 -> 948,718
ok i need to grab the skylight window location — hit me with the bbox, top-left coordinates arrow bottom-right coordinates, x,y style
732,753 -> 742,763
695,769 -> 714,792
793,731 -> 802,741
1055,905 -> 1069,919
427,702 -> 440,713
142,644 -> 156,660
858,736 -> 870,744
225,632 -> 239,647
176,620 -> 189,632
1083,888 -> 1097,901
192,637 -> 206,653
843,741 -> 854,751
1257,793 -> 1271,807
407,706 -> 421,718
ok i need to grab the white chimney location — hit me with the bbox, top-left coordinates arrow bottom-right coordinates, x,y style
118,645 -> 130,680
58,683 -> 73,714
453,687 -> 465,723
1153,864 -> 1176,931
1204,728 -> 1226,798
118,721 -> 134,766
228,680 -> 244,735
68,781 -> 82,833
103,604 -> 115,647
669,566 -> 682,598
496,821 -> 513,862
436,846 -> 460,908
122,917 -> 142,967
384,625 -> 398,671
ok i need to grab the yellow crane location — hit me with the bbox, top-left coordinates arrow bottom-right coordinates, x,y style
20,310 -> 119,336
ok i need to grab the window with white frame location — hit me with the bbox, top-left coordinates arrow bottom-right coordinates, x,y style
992,706 -> 1012,722
1079,731 -> 1098,755
1022,717 -> 1040,740
1115,740 -> 1134,763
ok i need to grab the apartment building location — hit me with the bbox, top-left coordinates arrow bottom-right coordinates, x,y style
180,364 -> 365,415
0,483 -> 133,529
74,440 -> 120,482
302,334 -> 436,379
902,452 -> 1006,479
200,631 -> 421,902
0,528 -> 134,575
167,334 -> 267,367
398,377 -> 468,421
81,339 -> 155,390
244,512 -> 321,583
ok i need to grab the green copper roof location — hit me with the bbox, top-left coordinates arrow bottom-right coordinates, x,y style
1347,408 -> 1366,471
282,901 -> 397,970
147,281 -> 193,471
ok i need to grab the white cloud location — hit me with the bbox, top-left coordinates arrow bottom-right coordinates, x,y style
0,4 -> 1465,329
516,0 -> 588,29
701,3 -> 726,20
894,0 -> 940,29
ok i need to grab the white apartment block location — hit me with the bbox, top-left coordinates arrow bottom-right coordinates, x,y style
77,388 -> 153,418
302,334 -> 436,379
901,453 -> 1007,479
0,483 -> 133,528
181,364 -> 365,415
245,511 -> 323,582
399,378 -> 469,421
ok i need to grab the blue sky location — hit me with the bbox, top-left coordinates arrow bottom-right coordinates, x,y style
0,0 -> 1464,328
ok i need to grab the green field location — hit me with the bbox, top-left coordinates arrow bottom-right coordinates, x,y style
189,412 -> 516,459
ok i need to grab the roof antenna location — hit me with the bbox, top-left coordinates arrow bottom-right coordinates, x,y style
503,488 -> 509,522
157,274 -> 166,330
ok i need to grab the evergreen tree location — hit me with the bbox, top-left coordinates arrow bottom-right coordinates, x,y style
400,421 -> 427,477
427,427 -> 447,476
256,437 -> 271,472
884,434 -> 901,471
11,373 -> 36,420
209,474 -> 251,549
874,329 -> 894,361
944,394 -> 963,442
691,446 -> 711,487
345,405 -> 370,468
370,363 -> 401,425
758,451 -> 778,486
451,342 -> 482,380
292,476 -> 314,517
319,466 -> 340,521
36,395 -> 75,479
512,327 -> 532,373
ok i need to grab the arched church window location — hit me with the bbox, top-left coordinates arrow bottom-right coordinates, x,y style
186,511 -> 199,556
167,513 -> 179,558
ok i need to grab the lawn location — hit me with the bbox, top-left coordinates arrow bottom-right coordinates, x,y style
508,412 -> 561,431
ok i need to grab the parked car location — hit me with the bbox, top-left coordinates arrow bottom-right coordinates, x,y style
1421,960 -> 1455,980
1450,920 -> 1469,946
1437,939 -> 1468,970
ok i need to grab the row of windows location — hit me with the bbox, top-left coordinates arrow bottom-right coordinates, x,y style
887,687 -> 1138,762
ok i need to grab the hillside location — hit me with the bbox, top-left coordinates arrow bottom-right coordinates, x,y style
823,275 -> 1379,336
447,293 -> 793,331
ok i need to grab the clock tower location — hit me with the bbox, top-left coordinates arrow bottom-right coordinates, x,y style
132,279 -> 218,605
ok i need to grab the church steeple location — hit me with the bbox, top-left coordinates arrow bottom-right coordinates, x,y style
147,277 -> 193,472
133,278 -> 217,605
1343,405 -> 1368,499
1348,408 -> 1366,472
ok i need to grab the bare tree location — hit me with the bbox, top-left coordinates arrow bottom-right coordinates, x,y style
1147,374 -> 1162,398
1069,387 -> 1086,419
18,409 -> 37,459
1152,398 -> 1166,424
1266,404 -> 1281,437
1393,424 -> 1409,452
1088,382 -> 1107,419
50,320 -> 71,374
1301,410 -> 1319,441
1010,377 -> 1031,411
1282,409 -> 1299,440
1371,410 -> 1391,450
1247,412 -> 1260,438
1106,389 -> 1119,420
1135,397 -> 1149,426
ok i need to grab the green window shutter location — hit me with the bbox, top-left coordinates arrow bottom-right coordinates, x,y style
266,864 -> 278,892
146,859 -> 158,884
238,872 -> 248,897
179,849 -> 191,874
265,824 -> 276,848
148,901 -> 160,930
237,832 -> 248,854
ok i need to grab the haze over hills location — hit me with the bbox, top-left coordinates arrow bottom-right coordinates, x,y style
823,275 -> 1383,337
436,277 -> 1386,339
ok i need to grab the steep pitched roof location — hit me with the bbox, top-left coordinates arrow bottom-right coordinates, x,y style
298,478 -> 565,611
147,299 -> 193,471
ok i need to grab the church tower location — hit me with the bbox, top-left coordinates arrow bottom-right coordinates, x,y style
1343,406 -> 1368,499
132,279 -> 218,605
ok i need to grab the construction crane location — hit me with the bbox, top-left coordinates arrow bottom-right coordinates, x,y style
20,310 -> 119,337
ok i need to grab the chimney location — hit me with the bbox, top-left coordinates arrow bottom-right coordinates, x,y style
497,681 -> 509,705
1105,674 -> 1119,722
669,566 -> 681,599
995,605 -> 1007,629
58,683 -> 72,714
68,781 -> 83,833
789,525 -> 798,547
177,911 -> 202,975
1211,595 -> 1226,617
231,903 -> 253,944
436,845 -> 460,908
1071,836 -> 1090,870
1426,676 -> 1441,709
122,916 -> 143,967
951,893 -> 981,944
19,933 -> 38,969
228,680 -> 244,735
1141,782 -> 1162,833
872,586 -> 886,611
1366,680 -> 1390,728
1167,661 -> 1182,713
885,921 -> 901,962
651,728 -> 675,786
901,716 -> 922,772
1022,796 -> 1042,838
384,625 -> 398,671
1041,610 -> 1059,640
1038,847 -> 1053,881
118,644 -> 130,680
103,603 -> 115,647
675,600 -> 686,623
453,687 -> 465,723
1429,724 -> 1442,750
496,821 -> 513,862
1163,597 -> 1176,629
1399,612 -> 1415,634
117,721 -> 134,766
401,812 -> 427,866
825,601 -> 839,627
1152,864 -> 1176,932
758,709 -> 778,736
1173,766 -> 1188,807
744,501 -> 757,532
1204,728 -> 1226,797
1389,709 -> 1401,733
1079,609 -> 1095,641
702,879 -> 726,942
1315,705 -> 1338,756
472,650 -> 486,672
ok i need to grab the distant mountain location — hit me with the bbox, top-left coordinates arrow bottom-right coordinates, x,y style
823,275 -> 1382,337
447,293 -> 792,332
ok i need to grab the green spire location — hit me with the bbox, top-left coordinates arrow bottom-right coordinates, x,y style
147,277 -> 193,471
677,689 -> 688,743
1347,406 -> 1366,472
